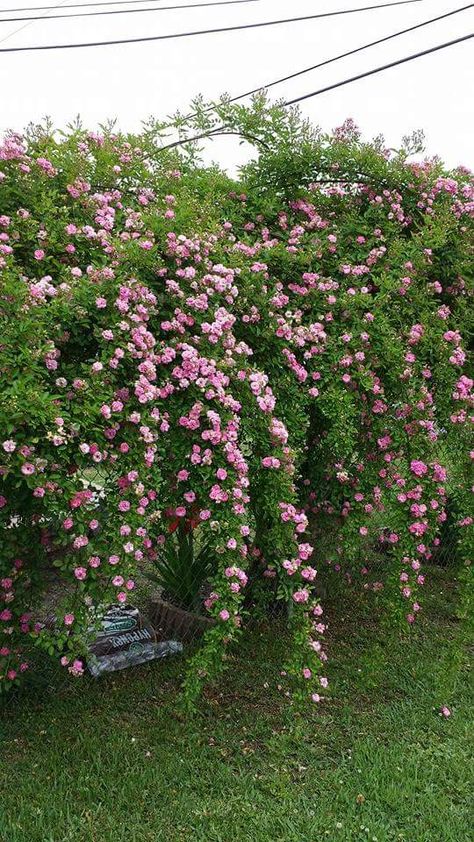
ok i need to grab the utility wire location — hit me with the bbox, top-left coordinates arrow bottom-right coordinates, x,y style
0,0 -> 261,23
1,0 -> 251,10
0,0 -> 424,52
144,2 -> 470,128
155,34 -> 473,152
224,3 -> 474,105
284,33 -> 474,104
0,0 -> 69,45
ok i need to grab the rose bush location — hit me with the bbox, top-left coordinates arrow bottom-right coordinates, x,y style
0,103 -> 472,706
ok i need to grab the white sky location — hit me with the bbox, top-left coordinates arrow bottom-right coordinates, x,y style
1,0 -> 473,172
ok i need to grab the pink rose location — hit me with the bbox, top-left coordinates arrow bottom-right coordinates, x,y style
69,659 -> 84,677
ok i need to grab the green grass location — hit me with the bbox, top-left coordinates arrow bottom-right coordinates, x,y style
1,570 -> 472,842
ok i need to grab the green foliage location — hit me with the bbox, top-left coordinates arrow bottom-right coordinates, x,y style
145,527 -> 215,613
0,100 -> 472,708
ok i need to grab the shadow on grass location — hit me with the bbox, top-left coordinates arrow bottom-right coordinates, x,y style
0,567 -> 472,842
1,565 -> 468,731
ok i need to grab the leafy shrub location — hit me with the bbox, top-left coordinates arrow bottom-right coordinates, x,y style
0,101 -> 472,706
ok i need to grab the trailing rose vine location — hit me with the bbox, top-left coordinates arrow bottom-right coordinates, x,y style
0,105 -> 472,707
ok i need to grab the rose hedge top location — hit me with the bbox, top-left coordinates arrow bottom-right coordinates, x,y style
0,109 -> 472,705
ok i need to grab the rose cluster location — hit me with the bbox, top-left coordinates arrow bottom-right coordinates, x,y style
0,111 -> 472,707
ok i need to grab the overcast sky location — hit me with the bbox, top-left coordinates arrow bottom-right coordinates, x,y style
0,0 -> 473,172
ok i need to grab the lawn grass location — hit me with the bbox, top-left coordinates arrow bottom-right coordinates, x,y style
0,569 -> 472,842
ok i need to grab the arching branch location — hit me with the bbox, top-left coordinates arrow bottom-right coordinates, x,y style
157,128 -> 272,153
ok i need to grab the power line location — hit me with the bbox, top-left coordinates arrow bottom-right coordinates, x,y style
145,2 -> 469,128
0,0 -> 69,46
0,0 -> 260,23
154,33 -> 473,152
163,2 -> 469,123
224,3 -> 474,105
1,0 -> 231,10
284,33 -> 473,105
0,0 -> 424,52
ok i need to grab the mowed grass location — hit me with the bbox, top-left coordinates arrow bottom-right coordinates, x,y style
0,569 -> 472,842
